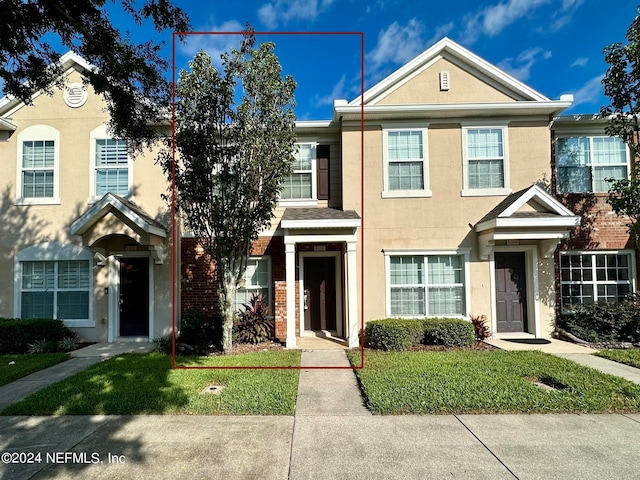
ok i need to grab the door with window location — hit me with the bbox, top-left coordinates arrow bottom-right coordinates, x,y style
495,252 -> 527,332
303,257 -> 336,332
119,257 -> 149,336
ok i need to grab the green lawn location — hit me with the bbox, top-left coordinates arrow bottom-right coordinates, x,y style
348,350 -> 640,414
595,349 -> 640,369
0,354 -> 70,387
1,351 -> 301,416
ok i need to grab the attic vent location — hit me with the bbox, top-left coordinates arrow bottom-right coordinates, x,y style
439,71 -> 450,91
64,83 -> 88,108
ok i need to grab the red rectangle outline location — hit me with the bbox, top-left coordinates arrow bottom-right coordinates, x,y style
171,31 -> 365,370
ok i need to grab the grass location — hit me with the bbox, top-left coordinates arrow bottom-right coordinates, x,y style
595,349 -> 640,369
348,349 -> 640,414
1,351 -> 301,416
0,353 -> 70,387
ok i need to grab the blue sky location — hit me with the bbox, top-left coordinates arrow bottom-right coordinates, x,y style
8,0 -> 640,120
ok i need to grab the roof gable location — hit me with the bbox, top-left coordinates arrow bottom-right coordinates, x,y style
350,37 -> 550,107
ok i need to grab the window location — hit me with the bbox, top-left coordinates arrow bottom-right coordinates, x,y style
16,125 -> 60,205
234,257 -> 271,311
462,125 -> 510,196
21,260 -> 90,321
556,136 -> 629,193
281,144 -> 315,200
95,139 -> 129,196
560,252 -> 634,311
388,254 -> 466,316
382,127 -> 431,197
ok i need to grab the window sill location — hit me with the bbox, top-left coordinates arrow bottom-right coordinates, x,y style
461,188 -> 511,197
382,190 -> 432,199
278,199 -> 318,207
14,197 -> 61,206
61,320 -> 95,328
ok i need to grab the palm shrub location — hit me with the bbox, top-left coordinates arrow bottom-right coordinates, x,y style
233,292 -> 274,344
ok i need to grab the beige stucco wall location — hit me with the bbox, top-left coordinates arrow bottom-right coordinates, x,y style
0,70 -> 173,341
376,57 -> 517,105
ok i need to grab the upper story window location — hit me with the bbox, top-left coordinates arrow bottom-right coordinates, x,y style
90,124 -> 132,202
382,127 -> 431,198
556,136 -> 629,193
16,125 -> 60,205
95,139 -> 129,196
461,125 -> 510,196
281,143 -> 316,201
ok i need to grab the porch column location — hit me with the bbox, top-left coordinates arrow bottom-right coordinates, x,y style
285,240 -> 297,348
346,239 -> 359,348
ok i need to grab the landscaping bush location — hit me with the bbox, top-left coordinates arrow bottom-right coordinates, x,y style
364,319 -> 427,351
0,318 -> 74,354
233,292 -> 274,344
178,307 -> 220,349
470,314 -> 491,341
559,300 -> 640,343
423,318 -> 475,347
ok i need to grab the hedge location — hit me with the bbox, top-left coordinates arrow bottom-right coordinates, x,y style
559,300 -> 640,343
0,318 -> 74,354
364,318 -> 475,351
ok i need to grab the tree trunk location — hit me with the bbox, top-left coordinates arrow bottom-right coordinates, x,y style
220,270 -> 237,354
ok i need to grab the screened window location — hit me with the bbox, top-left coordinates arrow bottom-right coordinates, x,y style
389,255 -> 465,316
234,258 -> 271,311
282,144 -> 315,200
466,128 -> 505,189
388,131 -> 424,191
556,136 -> 629,193
21,260 -> 90,320
560,252 -> 633,310
95,139 -> 129,196
22,140 -> 55,198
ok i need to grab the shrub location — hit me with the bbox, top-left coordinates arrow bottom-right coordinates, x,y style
470,314 -> 491,341
0,318 -> 74,354
364,319 -> 426,351
27,339 -> 59,354
233,292 -> 274,344
179,308 -> 220,348
559,300 -> 640,343
152,334 -> 172,354
57,334 -> 81,352
423,318 -> 475,347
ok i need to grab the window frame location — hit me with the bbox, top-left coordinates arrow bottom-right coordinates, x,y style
15,125 -> 61,205
89,124 -> 133,203
14,243 -> 94,327
384,249 -> 471,318
461,123 -> 511,197
559,250 -> 636,312
555,135 -> 630,194
234,256 -> 272,312
382,125 -> 432,198
279,142 -> 317,206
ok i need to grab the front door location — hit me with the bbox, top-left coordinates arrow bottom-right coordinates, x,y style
495,252 -> 527,333
303,257 -> 336,331
119,257 -> 149,337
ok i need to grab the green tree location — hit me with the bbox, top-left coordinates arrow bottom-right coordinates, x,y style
164,31 -> 297,353
1,0 -> 190,151
601,5 -> 640,246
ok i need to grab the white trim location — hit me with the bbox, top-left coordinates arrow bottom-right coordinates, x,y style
280,218 -> 361,229
501,184 -> 575,217
383,250 -> 471,319
278,200 -> 318,208
15,125 -> 61,205
298,251 -> 343,338
461,124 -> 510,196
14,242 -> 94,327
490,246 -> 539,337
476,217 -> 581,231
280,142 -> 317,202
382,126 -> 431,198
88,124 -> 134,204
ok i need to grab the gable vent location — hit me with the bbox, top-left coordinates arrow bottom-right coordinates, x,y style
439,71 -> 450,91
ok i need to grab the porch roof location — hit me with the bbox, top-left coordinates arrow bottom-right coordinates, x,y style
281,208 -> 361,229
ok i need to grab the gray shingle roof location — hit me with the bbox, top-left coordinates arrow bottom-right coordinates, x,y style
282,207 -> 360,222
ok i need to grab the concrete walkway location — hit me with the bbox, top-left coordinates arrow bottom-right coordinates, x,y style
3,347 -> 640,478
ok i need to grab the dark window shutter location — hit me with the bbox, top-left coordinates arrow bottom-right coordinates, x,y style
317,144 -> 330,200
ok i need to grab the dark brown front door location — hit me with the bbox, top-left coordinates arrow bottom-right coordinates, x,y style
303,257 -> 336,331
119,257 -> 149,337
495,252 -> 527,333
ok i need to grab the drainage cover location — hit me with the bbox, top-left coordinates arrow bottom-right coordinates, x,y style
201,385 -> 225,394
531,381 -> 558,392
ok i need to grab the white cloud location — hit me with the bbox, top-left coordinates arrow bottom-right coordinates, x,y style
366,18 -> 426,74
567,74 -> 604,110
425,22 -> 455,46
178,19 -> 245,65
257,0 -> 335,29
497,47 -> 552,81
570,57 -> 589,68
314,75 -> 347,107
